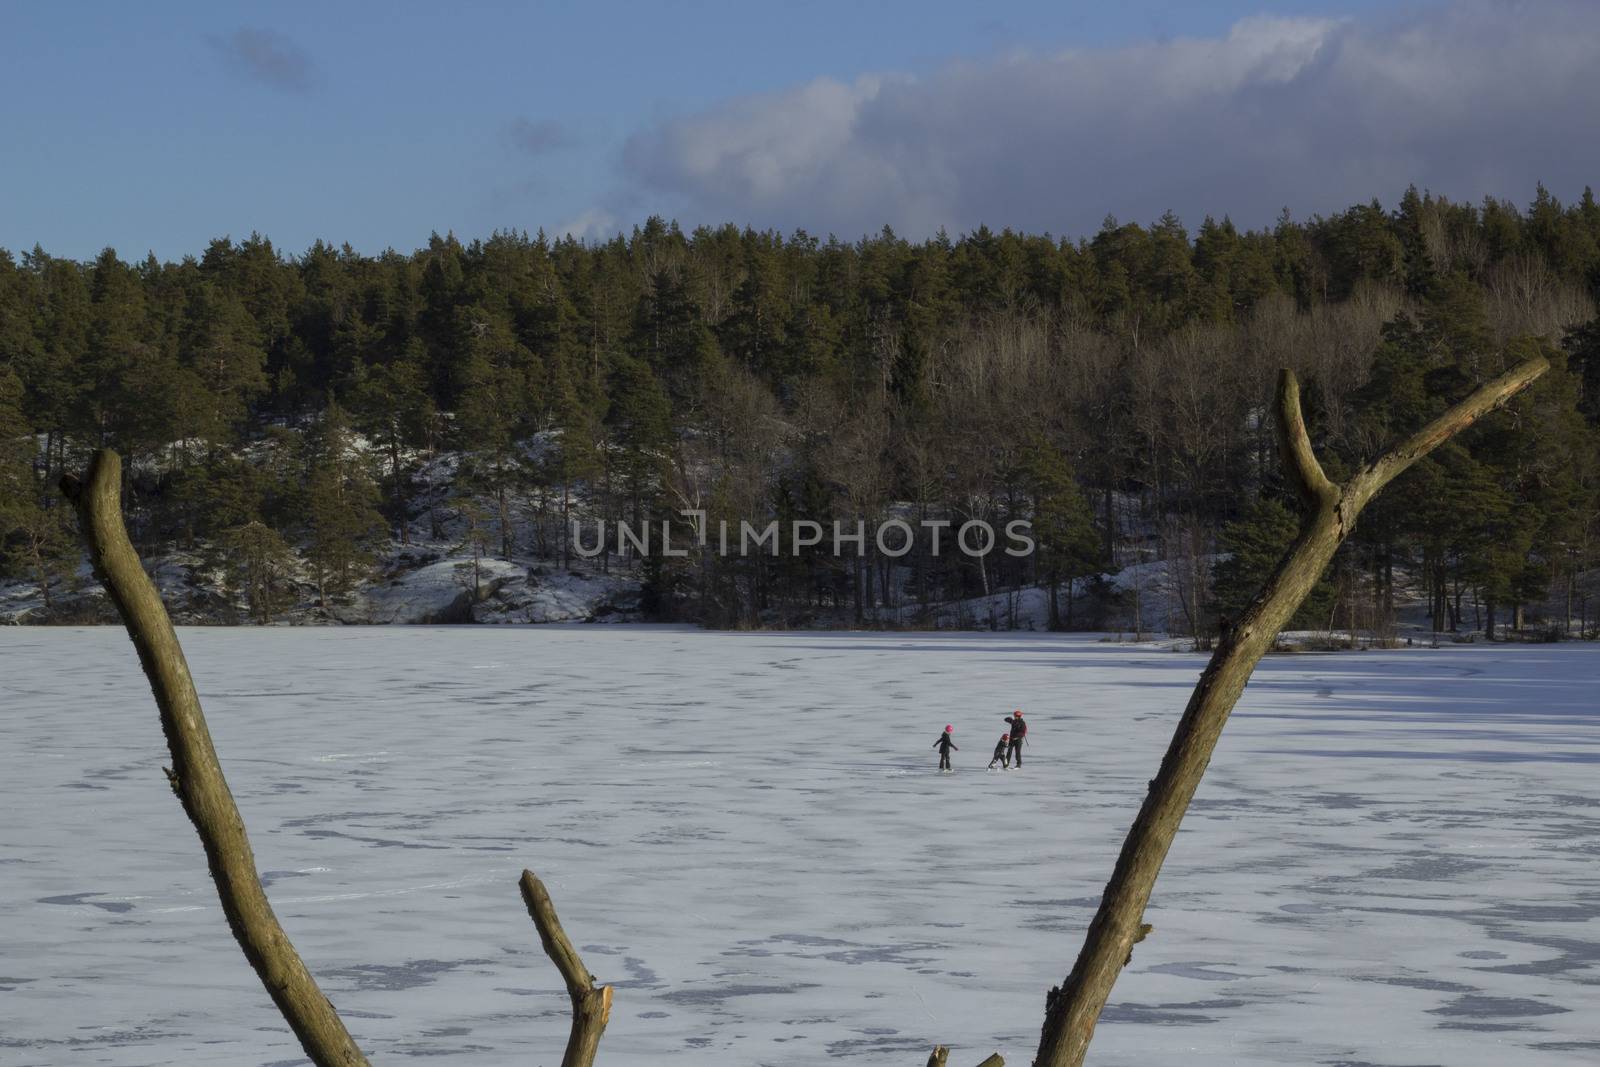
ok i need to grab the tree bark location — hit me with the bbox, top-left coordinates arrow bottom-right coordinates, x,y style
60,450 -> 372,1067
1033,357 -> 1548,1067
62,450 -> 617,1067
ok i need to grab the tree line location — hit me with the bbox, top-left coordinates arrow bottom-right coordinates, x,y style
3,184 -> 1599,631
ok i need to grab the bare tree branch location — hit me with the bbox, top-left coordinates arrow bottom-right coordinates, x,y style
1033,356 -> 1548,1067
1274,369 -> 1337,510
519,870 -> 612,1067
1346,356 -> 1551,509
60,450 -> 371,1067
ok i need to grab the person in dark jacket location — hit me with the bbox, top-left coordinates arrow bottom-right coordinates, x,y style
989,733 -> 1011,769
933,724 -> 958,771
1004,709 -> 1027,766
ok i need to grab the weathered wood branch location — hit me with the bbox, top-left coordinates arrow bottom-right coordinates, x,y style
519,870 -> 613,1067
1033,356 -> 1548,1067
60,450 -> 372,1067
64,450 -> 618,1066
1274,370 -> 1337,509
1345,357 -> 1552,510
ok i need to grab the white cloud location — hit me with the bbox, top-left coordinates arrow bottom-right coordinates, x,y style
555,207 -> 622,243
608,1 -> 1600,239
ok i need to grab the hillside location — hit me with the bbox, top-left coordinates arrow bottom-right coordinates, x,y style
5,194 -> 1600,635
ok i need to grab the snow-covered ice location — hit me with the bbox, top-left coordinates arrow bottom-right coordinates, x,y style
2,628 -> 1597,1065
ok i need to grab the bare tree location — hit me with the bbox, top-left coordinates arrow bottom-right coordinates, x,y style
1485,253 -> 1594,343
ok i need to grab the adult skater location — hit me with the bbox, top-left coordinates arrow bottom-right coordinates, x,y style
989,733 -> 1011,770
1004,709 -> 1027,767
933,724 -> 958,771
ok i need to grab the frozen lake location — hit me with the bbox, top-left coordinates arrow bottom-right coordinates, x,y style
2,627 -> 1598,1066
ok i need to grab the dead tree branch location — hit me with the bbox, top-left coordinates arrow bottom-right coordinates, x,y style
61,450 -> 372,1067
1033,357 -> 1549,1067
1274,370 -> 1337,509
519,870 -> 613,1067
1345,358 -> 1556,509
63,451 -> 615,1067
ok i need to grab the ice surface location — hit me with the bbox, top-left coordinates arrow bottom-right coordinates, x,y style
2,628 -> 1597,1065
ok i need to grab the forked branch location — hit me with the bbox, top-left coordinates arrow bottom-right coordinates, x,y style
1274,370 -> 1337,510
1033,355 -> 1548,1067
1347,357 -> 1551,509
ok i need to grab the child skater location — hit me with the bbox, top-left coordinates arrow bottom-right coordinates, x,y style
933,724 -> 958,772
989,733 -> 1011,770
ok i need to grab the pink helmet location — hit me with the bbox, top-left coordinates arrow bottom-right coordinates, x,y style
944,724 -> 953,732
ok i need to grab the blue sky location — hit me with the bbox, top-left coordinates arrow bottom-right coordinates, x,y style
4,0 -> 1594,261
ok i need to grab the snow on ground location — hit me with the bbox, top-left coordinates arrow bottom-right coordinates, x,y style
359,559 -> 638,625
898,556 -> 1212,634
0,548 -> 641,626
2,629 -> 1598,1066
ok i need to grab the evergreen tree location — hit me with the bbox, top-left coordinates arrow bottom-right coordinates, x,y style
173,451 -> 262,548
453,305 -> 538,559
303,402 -> 385,607
351,338 -> 433,541
546,384 -> 605,569
449,496 -> 494,600
607,356 -> 673,532
217,520 -> 297,622
1564,320 -> 1600,425
180,280 -> 267,443
0,365 -> 75,611
1025,436 -> 1101,629
1211,498 -> 1334,631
